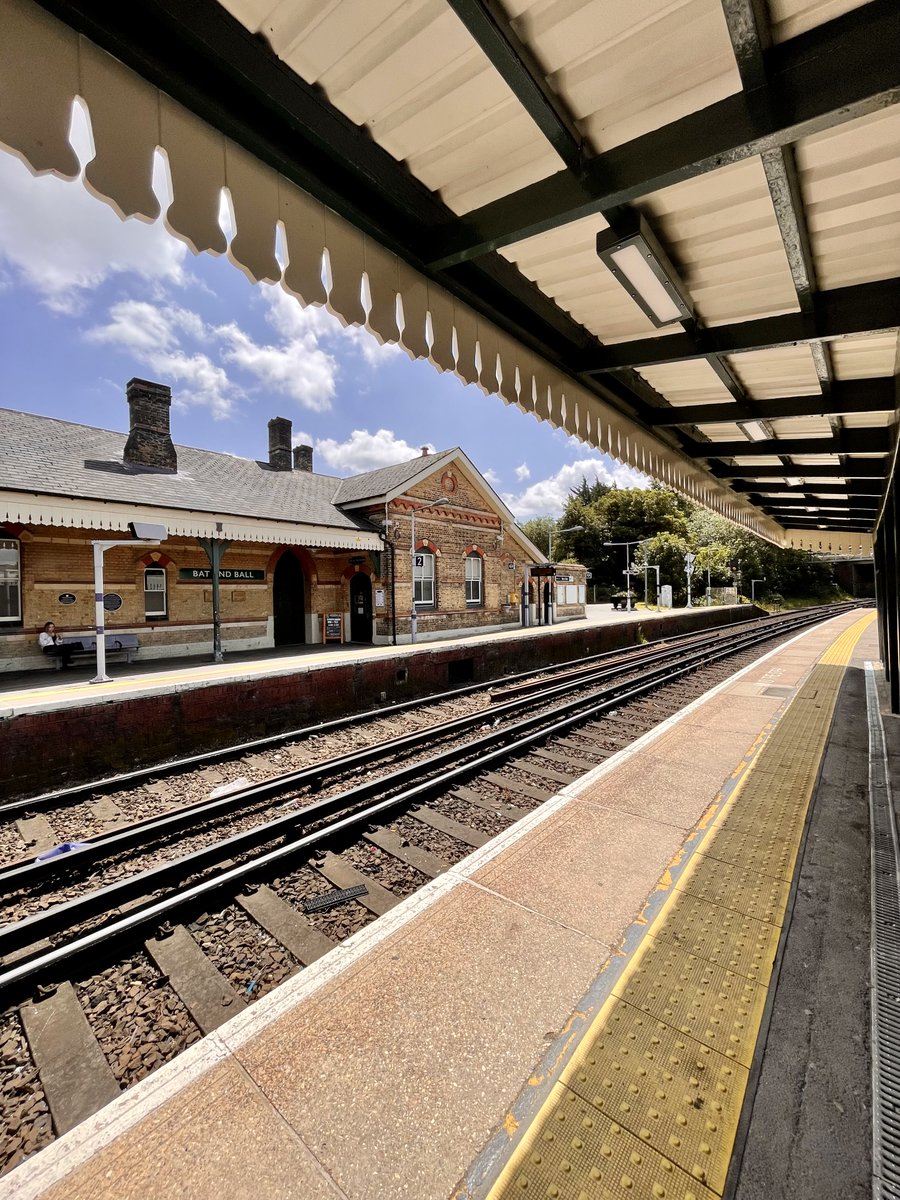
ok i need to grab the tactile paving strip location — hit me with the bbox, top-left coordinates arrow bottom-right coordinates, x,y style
486,613 -> 874,1200
677,856 -> 789,927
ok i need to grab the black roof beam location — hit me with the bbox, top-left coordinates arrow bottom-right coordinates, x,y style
443,1 -> 586,173
646,379 -> 895,427
427,0 -> 900,267
751,494 -> 880,510
583,277 -> 900,372
710,461 -> 886,480
684,429 -> 891,458
735,482 -> 885,497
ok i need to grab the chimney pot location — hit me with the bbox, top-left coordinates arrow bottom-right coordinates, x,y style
420,446 -> 429,457
124,378 -> 177,473
268,417 -> 293,471
293,444 -> 313,472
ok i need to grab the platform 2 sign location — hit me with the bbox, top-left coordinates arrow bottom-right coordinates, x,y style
178,568 -> 265,582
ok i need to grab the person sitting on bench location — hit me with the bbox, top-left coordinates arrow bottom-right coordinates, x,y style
38,621 -> 80,669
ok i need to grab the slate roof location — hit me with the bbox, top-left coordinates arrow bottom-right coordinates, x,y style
333,449 -> 458,506
0,408 -> 423,531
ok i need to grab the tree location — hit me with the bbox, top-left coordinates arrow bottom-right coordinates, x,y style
634,532 -> 692,605
518,516 -> 554,558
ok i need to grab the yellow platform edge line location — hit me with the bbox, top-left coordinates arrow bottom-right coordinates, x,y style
485,612 -> 873,1200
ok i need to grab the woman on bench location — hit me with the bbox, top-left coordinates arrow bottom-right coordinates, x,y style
39,621 -> 79,669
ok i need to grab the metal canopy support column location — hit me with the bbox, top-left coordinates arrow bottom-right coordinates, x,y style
198,536 -> 231,663
881,484 -> 900,715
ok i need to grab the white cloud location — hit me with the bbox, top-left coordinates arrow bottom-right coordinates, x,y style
341,323 -> 406,365
316,429 -> 433,474
482,467 -> 501,486
515,462 -> 530,481
86,300 -> 237,418
0,151 -> 187,313
504,455 -> 649,521
218,318 -> 337,412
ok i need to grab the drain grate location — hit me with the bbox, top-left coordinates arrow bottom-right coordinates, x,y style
302,884 -> 368,913
866,663 -> 900,1199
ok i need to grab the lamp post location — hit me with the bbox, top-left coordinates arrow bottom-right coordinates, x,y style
603,539 -> 650,613
751,578 -> 765,606
410,496 -> 449,644
90,521 -> 167,683
548,524 -> 583,564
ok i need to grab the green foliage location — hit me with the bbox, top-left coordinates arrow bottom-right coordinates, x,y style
524,478 -> 840,604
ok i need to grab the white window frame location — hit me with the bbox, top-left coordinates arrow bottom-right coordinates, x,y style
144,565 -> 168,618
465,552 -> 483,606
0,537 -> 21,624
413,551 -> 436,608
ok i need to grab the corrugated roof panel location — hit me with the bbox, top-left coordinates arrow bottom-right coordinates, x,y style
698,422 -> 746,439
831,333 -> 899,378
726,345 -> 822,398
226,0 -> 560,215
730,455 -> 785,466
841,411 -> 895,428
796,104 -> 900,289
768,416 -> 835,438
769,0 -> 871,44
498,214 -> 661,342
637,359 -> 735,405
514,0 -> 740,152
642,158 -> 800,326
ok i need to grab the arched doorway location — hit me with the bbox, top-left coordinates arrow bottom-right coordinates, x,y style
349,573 -> 373,643
273,553 -> 306,646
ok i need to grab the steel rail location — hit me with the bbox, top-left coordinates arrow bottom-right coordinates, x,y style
0,606 -> 845,889
0,615 -> 762,817
0,605 -> 851,982
0,622 -> 786,1000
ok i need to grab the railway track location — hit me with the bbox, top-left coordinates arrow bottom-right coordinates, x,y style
0,603 -> 863,1175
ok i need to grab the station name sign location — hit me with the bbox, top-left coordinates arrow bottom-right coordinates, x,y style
178,568 -> 265,582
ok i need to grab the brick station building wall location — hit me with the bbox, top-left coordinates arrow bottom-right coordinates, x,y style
1,526 -> 388,669
373,469 -> 533,641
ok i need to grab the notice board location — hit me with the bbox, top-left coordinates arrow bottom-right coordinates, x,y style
322,612 -> 344,643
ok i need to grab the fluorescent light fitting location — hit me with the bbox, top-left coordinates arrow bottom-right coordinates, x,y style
784,477 -> 803,487
596,215 -> 693,328
739,420 -> 771,442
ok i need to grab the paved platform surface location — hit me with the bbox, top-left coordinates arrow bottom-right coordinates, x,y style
0,608 -> 876,1199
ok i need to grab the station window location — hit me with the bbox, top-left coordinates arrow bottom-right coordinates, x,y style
144,566 -> 168,619
0,538 -> 21,624
465,552 -> 483,606
414,551 -> 436,608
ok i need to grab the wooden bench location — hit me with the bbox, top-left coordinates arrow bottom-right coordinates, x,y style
48,634 -> 140,669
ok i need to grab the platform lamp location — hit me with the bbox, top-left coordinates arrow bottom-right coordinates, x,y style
548,524 -> 583,563
90,522 -> 167,684
410,497 -> 449,644
596,214 -> 693,328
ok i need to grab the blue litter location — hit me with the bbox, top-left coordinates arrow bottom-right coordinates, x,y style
36,841 -> 91,862
245,980 -> 258,997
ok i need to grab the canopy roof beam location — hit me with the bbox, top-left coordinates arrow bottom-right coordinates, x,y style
427,0 -> 900,267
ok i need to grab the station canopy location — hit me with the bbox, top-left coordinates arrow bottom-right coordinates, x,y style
2,0 -> 898,557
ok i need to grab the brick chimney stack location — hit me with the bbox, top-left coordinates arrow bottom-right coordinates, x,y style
268,417 -> 293,471
293,444 -> 313,472
124,379 -> 177,473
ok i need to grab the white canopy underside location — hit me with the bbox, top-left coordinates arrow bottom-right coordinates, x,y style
0,0 -> 876,557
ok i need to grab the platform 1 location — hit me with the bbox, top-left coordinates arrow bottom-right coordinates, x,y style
0,607 -> 877,1199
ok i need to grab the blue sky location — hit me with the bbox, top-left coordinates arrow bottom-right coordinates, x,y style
0,103 -> 646,520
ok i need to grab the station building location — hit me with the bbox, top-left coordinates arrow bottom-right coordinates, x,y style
0,379 -> 586,672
